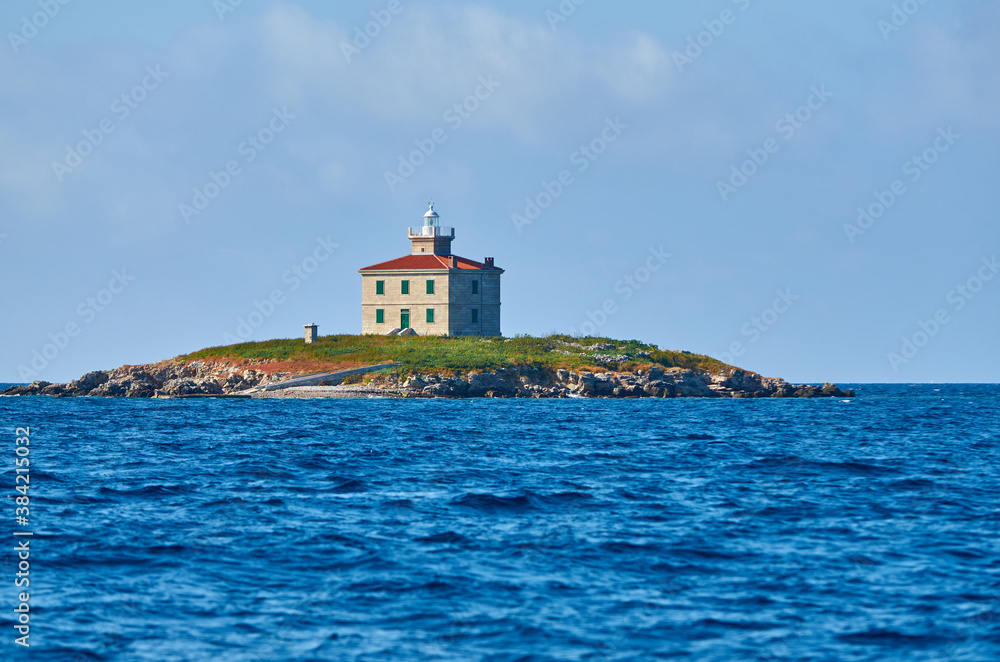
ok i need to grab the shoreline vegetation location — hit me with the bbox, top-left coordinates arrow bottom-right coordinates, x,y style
1,334 -> 855,400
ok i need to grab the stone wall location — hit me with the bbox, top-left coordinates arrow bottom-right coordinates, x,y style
360,270 -> 452,335
360,269 -> 501,336
448,271 -> 502,336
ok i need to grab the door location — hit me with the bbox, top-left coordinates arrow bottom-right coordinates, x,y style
400,310 -> 410,329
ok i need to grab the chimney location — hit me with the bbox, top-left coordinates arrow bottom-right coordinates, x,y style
484,257 -> 494,269
449,255 -> 457,268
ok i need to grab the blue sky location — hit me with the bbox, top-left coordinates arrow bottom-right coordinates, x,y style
1,0 -> 997,384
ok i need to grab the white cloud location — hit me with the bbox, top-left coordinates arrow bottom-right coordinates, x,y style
256,2 -> 673,135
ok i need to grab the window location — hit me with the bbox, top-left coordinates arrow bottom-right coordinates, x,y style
375,280 -> 384,295
426,279 -> 435,295
426,308 -> 435,323
472,280 -> 479,295
472,308 -> 479,323
376,309 -> 384,324
401,280 -> 409,295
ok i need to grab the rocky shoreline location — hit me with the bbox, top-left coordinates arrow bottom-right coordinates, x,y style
1,360 -> 855,400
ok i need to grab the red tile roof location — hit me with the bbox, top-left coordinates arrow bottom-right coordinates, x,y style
359,254 -> 503,272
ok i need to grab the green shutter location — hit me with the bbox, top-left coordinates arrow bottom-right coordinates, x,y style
472,309 -> 479,323
472,280 -> 479,294
426,279 -> 434,294
376,309 -> 384,324
376,280 -> 384,295
426,308 -> 434,323
401,280 -> 409,295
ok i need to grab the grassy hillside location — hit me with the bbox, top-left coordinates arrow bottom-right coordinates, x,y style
177,334 -> 736,376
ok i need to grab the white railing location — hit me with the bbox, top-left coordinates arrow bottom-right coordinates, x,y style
408,226 -> 455,238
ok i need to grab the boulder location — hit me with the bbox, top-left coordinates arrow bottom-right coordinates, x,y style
466,372 -> 512,397
40,384 -> 69,397
423,379 -> 467,397
159,379 -> 223,397
670,371 -> 716,398
821,382 -> 847,397
771,385 -> 795,398
90,381 -> 127,397
612,384 -> 645,398
594,377 -> 613,396
224,374 -> 249,392
403,377 -> 426,391
643,381 -> 675,398
2,382 -> 49,396
793,385 -> 823,398
711,369 -> 764,393
75,371 -> 110,391
126,382 -> 157,398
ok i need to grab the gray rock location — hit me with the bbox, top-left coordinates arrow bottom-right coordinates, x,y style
821,382 -> 847,397
466,372 -> 512,397
711,369 -> 764,393
159,379 -> 223,397
671,372 -> 716,398
90,381 -> 127,397
403,377 -> 426,390
643,381 -> 675,398
793,385 -> 823,398
126,382 -> 157,398
72,371 -> 109,393
423,380 -> 467,397
612,384 -> 645,398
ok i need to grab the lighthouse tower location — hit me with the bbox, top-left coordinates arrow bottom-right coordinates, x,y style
408,204 -> 455,255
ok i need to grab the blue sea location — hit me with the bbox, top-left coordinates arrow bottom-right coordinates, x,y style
2,384 -> 999,661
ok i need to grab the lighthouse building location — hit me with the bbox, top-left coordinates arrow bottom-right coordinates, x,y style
359,205 -> 503,336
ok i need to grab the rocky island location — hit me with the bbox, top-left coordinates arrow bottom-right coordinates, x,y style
2,335 -> 854,400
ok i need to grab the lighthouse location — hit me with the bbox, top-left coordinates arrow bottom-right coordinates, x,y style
358,205 -> 503,336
